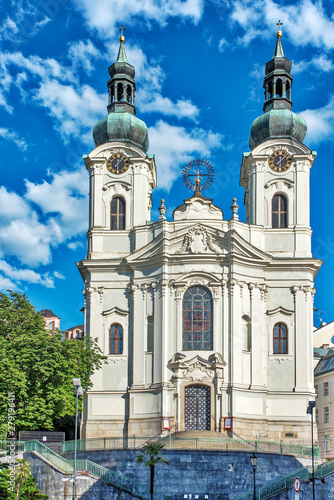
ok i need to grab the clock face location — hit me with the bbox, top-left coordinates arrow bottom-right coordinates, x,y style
268,150 -> 292,172
106,153 -> 130,175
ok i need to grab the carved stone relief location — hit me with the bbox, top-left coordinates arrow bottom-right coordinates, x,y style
168,353 -> 226,385
177,224 -> 222,255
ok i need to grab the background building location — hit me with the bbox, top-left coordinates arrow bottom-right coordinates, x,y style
77,30 -> 320,442
64,324 -> 84,340
39,309 -> 60,331
314,348 -> 334,459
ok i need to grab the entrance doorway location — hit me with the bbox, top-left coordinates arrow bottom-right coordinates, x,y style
185,384 -> 210,430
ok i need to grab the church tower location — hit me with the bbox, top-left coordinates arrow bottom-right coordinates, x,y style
84,29 -> 156,254
240,27 -> 316,258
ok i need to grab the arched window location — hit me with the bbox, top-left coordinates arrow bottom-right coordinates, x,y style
183,286 -> 213,351
126,85 -> 132,103
111,196 -> 125,230
272,194 -> 287,228
109,324 -> 123,354
273,323 -> 287,354
117,83 -> 123,101
276,78 -> 282,97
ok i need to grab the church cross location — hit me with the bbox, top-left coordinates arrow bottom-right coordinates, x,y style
119,25 -> 126,37
276,20 -> 283,30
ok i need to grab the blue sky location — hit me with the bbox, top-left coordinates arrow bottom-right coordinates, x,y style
1,0 -> 334,329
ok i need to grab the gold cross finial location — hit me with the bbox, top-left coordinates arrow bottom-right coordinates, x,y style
119,25 -> 126,43
276,20 -> 283,38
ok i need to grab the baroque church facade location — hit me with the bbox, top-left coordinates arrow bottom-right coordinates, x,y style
77,28 -> 320,441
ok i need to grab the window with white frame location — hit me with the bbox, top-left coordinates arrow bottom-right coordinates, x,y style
324,436 -> 330,452
315,408 -> 319,425
324,406 -> 330,424
323,381 -> 329,397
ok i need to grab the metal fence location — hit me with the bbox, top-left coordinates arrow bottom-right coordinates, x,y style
61,435 -> 320,458
21,440 -> 172,500
232,465 -> 310,499
0,440 -> 25,453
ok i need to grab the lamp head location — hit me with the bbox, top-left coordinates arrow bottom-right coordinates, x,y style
73,378 -> 82,387
250,452 -> 258,469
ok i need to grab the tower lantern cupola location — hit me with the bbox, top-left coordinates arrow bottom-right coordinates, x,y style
93,27 -> 149,152
249,24 -> 307,150
107,26 -> 136,115
263,23 -> 293,113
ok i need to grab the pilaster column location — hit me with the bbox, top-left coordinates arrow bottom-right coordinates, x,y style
152,282 -> 161,384
130,283 -> 146,388
175,286 -> 183,352
160,279 -> 169,385
90,165 -> 103,228
293,286 -> 313,391
212,285 -> 221,353
230,279 -> 242,385
249,284 -> 265,388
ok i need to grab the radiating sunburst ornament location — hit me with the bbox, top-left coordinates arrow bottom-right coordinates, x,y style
181,158 -> 215,196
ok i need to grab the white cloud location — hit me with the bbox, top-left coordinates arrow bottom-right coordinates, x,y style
34,80 -> 105,142
0,275 -> 16,290
0,127 -> 27,150
0,50 -> 106,142
229,0 -> 334,50
72,0 -> 204,37
122,44 -> 200,120
300,94 -> 334,143
0,1 -> 51,44
149,120 -> 230,190
0,168 -> 88,269
68,40 -> 102,75
68,241 -> 84,251
293,54 -> 334,74
218,38 -> 228,52
0,260 -> 56,289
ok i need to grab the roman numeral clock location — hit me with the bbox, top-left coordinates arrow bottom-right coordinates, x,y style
106,153 -> 130,175
268,149 -> 293,173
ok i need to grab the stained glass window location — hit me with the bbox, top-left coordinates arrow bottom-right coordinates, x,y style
183,286 -> 213,350
109,324 -> 123,354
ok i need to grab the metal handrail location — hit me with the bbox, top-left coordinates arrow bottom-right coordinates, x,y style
23,440 -> 172,500
61,435 -> 320,458
232,466 -> 310,500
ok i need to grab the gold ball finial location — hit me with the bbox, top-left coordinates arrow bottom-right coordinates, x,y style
119,35 -> 125,43
276,20 -> 283,39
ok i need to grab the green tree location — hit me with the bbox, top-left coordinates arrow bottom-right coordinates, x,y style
135,442 -> 169,500
0,461 -> 48,500
0,291 -> 106,437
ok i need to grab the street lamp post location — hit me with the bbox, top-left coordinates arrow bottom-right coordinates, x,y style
307,400 -> 316,500
72,378 -> 83,500
250,452 -> 258,500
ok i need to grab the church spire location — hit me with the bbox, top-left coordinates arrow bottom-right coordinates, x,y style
263,22 -> 293,113
248,22 -> 307,150
93,28 -> 149,152
107,26 -> 136,115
